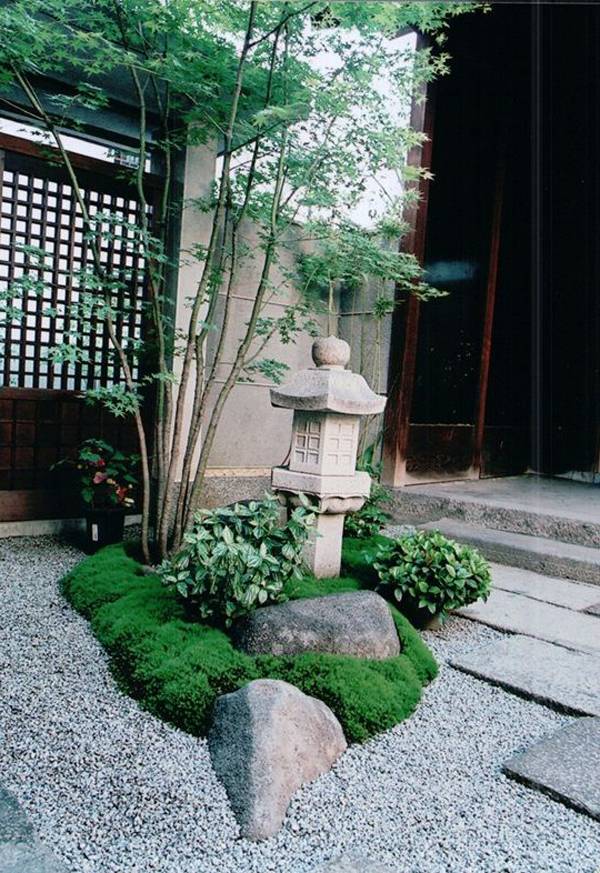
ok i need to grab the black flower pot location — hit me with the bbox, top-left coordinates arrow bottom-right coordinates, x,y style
84,507 -> 126,553
400,599 -> 443,631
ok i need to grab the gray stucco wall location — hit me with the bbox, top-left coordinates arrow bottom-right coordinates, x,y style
175,145 -> 328,498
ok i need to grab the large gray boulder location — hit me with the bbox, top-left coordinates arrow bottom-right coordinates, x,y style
233,591 -> 399,660
208,679 -> 347,840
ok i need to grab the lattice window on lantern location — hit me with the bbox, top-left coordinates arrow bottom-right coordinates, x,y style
324,416 -> 358,474
294,416 -> 322,467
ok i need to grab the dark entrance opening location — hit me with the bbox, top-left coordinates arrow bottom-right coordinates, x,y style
395,3 -> 600,483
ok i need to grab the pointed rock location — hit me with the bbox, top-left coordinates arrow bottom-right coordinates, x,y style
209,679 -> 347,840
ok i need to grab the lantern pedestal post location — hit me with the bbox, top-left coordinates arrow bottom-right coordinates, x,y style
304,513 -> 345,578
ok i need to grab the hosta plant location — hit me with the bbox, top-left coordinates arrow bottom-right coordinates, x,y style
344,483 -> 392,539
374,530 -> 491,620
158,495 -> 315,627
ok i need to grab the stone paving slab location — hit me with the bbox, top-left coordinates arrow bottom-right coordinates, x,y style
456,589 -> 600,655
451,635 -> 600,716
504,717 -> 600,820
489,563 -> 600,611
316,858 -> 394,873
420,519 -> 600,584
0,787 -> 66,873
0,787 -> 32,844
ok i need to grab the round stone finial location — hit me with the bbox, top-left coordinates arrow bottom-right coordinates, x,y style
312,336 -> 351,370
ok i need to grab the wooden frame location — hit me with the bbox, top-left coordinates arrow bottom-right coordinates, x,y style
471,155 -> 505,475
381,34 -> 436,487
0,133 -> 155,521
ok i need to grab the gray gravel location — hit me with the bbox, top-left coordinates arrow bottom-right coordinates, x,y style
1,535 -> 599,873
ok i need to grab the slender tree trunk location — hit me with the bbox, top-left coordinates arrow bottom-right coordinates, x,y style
157,1 -> 259,557
182,88 -> 291,535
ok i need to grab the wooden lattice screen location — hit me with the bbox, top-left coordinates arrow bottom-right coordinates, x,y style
0,150 -> 149,390
0,135 -> 159,521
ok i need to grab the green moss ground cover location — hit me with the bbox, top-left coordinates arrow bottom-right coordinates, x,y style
62,538 -> 437,743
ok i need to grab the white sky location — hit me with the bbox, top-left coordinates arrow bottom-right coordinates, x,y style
308,28 -> 417,228
0,116 -> 114,160
222,26 -> 418,230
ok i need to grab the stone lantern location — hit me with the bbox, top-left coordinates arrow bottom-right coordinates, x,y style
270,336 -> 386,577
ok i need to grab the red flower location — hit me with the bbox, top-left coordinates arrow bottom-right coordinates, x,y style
93,471 -> 108,485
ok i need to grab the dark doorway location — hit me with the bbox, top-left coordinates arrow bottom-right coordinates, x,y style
397,3 -> 600,482
534,3 -> 600,475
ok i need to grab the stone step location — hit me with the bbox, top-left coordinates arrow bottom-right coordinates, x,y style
450,635 -> 600,717
456,589 -> 600,655
503,717 -> 600,821
389,476 -> 600,548
489,563 -> 600,610
420,519 -> 600,584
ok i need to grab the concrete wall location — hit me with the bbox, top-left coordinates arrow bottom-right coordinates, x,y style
174,145 -> 328,502
338,262 -> 394,465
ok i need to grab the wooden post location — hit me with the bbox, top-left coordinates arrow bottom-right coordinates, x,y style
471,156 -> 505,476
381,35 -> 435,487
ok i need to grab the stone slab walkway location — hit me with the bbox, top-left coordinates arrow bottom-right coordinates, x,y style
489,563 -> 600,610
390,475 -> 600,547
456,588 -> 600,655
451,559 -> 600,819
504,718 -> 600,821
451,635 -> 600,717
0,786 -> 67,873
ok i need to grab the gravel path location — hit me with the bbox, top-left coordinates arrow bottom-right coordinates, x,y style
1,535 -> 599,873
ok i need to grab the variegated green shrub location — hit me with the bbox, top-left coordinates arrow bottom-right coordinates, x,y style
158,495 -> 315,626
374,530 -> 491,619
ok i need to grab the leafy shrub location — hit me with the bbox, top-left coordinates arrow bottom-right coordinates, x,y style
344,483 -> 392,539
158,495 -> 315,626
374,529 -> 491,618
62,543 -> 438,743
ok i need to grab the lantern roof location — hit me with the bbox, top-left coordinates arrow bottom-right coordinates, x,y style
270,336 -> 386,416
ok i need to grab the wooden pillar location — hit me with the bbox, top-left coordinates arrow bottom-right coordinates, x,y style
471,156 -> 506,476
381,35 -> 435,488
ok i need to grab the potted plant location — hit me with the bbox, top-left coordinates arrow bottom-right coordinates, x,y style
54,439 -> 139,552
373,529 -> 492,629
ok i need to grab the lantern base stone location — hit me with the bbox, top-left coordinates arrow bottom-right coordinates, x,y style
272,468 -> 371,578
271,467 -> 371,498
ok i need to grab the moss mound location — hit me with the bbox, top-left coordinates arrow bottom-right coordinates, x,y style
62,543 -> 437,743
341,534 -> 390,583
